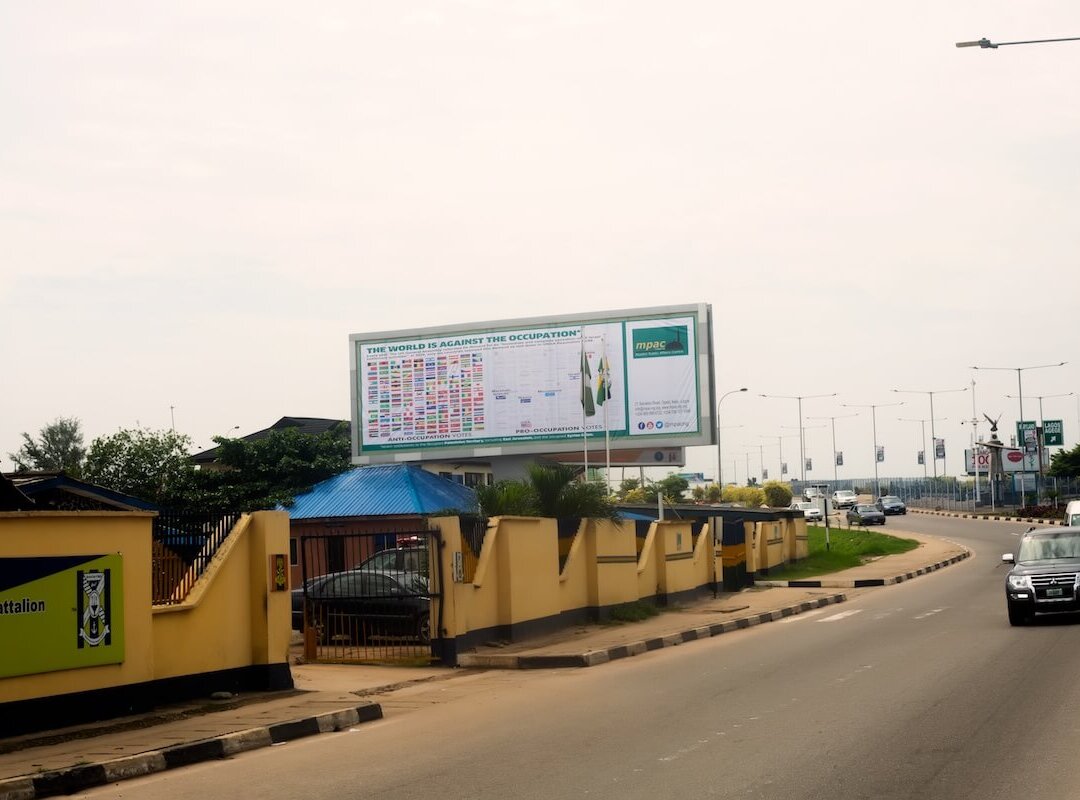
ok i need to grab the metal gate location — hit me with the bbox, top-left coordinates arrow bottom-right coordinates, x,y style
297,529 -> 441,664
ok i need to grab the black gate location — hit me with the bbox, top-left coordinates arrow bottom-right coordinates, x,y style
297,529 -> 442,664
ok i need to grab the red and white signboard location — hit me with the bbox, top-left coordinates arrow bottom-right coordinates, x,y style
965,448 -> 1038,474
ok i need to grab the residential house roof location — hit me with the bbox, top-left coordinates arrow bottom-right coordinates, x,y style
5,472 -> 158,511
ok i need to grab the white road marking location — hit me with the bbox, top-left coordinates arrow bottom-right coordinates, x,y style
914,607 -> 948,619
778,608 -> 828,623
816,610 -> 863,623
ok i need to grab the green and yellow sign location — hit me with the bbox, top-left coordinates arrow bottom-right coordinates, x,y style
0,554 -> 124,678
631,325 -> 690,359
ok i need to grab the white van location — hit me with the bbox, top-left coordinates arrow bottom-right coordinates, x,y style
1064,500 -> 1080,527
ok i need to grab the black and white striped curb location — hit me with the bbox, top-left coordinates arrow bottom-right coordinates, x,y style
0,702 -> 382,800
755,550 -> 971,589
910,508 -> 1064,525
457,593 -> 847,670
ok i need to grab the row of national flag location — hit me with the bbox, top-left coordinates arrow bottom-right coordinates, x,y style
580,351 -> 612,418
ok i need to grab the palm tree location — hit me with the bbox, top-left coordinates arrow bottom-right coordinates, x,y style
475,462 -> 620,521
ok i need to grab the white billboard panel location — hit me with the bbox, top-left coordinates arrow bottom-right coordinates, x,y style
964,447 -> 1038,474
349,305 -> 714,464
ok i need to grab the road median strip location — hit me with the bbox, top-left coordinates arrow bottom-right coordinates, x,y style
755,551 -> 971,589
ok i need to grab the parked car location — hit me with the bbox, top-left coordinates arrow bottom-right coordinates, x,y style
875,495 -> 907,515
292,569 -> 430,643
1003,527 -> 1080,626
357,546 -> 429,586
832,490 -> 858,509
803,486 -> 825,502
790,501 -> 823,523
847,504 -> 885,526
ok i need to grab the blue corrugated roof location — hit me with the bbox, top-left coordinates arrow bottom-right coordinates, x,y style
283,464 -> 478,519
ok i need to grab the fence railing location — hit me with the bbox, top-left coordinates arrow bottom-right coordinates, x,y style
151,510 -> 242,605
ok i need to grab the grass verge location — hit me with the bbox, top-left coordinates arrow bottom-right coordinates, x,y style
606,601 -> 661,624
764,525 -> 920,581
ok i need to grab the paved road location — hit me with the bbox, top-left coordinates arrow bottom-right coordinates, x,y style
79,515 -> 1080,800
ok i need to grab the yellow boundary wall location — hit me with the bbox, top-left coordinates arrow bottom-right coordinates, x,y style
0,510 -> 290,706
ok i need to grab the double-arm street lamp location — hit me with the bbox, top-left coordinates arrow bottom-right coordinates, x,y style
892,387 -> 966,481
716,388 -> 748,490
761,392 -> 837,483
842,401 -> 904,498
971,363 -> 1066,442
807,412 -> 859,484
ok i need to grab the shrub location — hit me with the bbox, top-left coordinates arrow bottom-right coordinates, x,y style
762,481 -> 793,508
722,485 -> 766,507
1017,504 -> 1058,519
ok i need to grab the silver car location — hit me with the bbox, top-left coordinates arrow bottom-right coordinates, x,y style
791,501 -> 823,522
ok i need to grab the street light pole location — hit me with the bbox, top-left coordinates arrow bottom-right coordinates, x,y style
760,434 -> 798,483
808,413 -> 859,485
892,387 -> 966,482
843,401 -> 905,498
761,392 -> 837,484
715,388 -> 748,493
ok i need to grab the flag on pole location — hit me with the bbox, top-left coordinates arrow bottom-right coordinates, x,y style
781,462 -> 788,475
595,355 -> 611,407
917,450 -> 925,465
580,349 -> 596,418
876,445 -> 885,463
805,458 -> 813,472
835,451 -> 844,467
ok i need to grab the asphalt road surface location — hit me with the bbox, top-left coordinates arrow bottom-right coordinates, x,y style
79,514 -> 1080,800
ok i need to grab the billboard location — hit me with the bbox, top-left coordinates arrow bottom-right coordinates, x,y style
965,448 -> 1038,475
350,305 -> 714,464
0,554 -> 125,678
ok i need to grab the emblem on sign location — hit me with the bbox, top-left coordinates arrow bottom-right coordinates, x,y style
77,569 -> 112,648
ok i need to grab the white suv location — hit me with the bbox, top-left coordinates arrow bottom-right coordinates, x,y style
832,490 -> 857,509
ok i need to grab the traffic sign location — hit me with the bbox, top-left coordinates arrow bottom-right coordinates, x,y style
1043,419 -> 1064,447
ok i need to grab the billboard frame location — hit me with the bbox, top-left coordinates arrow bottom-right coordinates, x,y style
349,304 -> 716,465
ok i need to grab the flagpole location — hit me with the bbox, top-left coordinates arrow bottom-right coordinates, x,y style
603,335 -> 611,493
581,330 -> 589,475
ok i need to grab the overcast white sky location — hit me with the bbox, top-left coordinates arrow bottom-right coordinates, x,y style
3,1 -> 1079,485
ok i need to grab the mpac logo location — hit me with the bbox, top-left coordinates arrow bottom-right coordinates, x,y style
631,325 -> 689,359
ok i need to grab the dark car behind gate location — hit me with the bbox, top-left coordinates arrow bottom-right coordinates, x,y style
297,529 -> 441,663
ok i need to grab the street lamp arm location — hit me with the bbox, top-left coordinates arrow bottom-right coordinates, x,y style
957,36 -> 1080,49
971,362 -> 1067,371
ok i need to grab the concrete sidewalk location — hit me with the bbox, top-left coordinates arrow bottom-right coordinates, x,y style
0,527 -> 969,800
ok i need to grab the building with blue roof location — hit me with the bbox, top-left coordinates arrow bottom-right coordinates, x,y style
281,464 -> 477,586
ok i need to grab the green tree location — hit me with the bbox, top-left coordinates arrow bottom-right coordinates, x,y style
189,424 -> 353,510
8,417 -> 86,476
762,480 -> 793,508
84,428 -> 194,506
475,462 -> 620,521
1049,443 -> 1080,478
527,463 -> 619,520
642,473 -> 689,504
475,480 -> 538,517
616,477 -> 641,500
